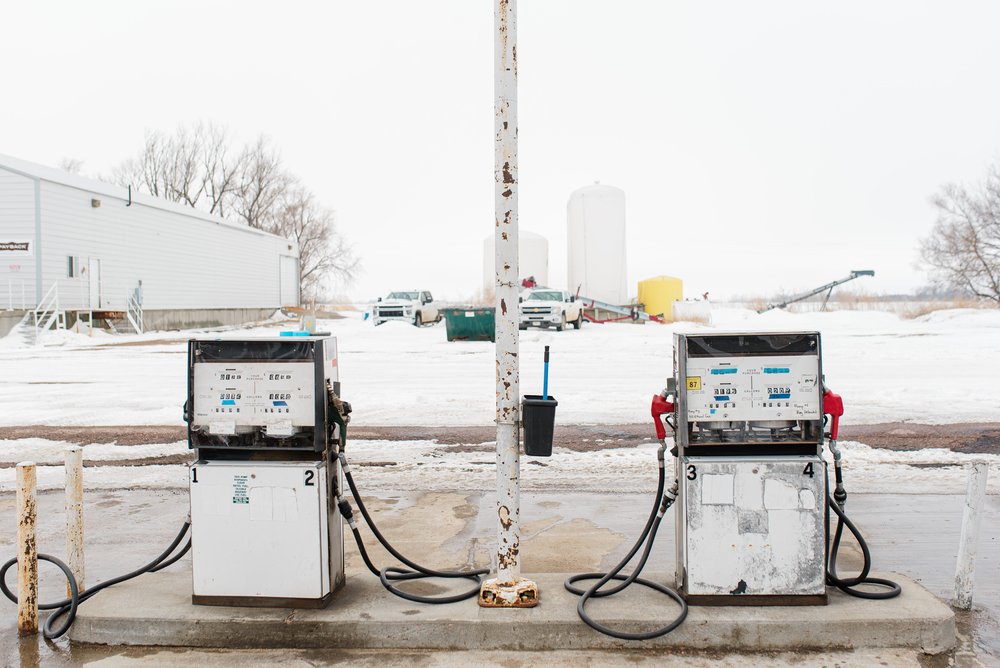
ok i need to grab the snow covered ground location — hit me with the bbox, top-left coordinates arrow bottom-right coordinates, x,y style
2,306 -> 1000,427
0,436 -> 997,496
1,305 -> 998,495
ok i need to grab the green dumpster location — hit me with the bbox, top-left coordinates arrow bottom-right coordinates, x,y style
441,307 -> 496,342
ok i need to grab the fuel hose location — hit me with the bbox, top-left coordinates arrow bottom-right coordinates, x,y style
564,442 -> 688,639
1,520 -> 191,640
329,407 -> 488,604
825,494 -> 901,599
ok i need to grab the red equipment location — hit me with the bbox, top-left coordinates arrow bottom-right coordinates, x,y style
650,395 -> 675,440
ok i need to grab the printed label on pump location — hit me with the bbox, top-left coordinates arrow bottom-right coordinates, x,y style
686,377 -> 702,390
232,475 -> 249,504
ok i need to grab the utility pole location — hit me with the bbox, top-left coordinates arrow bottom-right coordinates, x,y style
480,0 -> 537,608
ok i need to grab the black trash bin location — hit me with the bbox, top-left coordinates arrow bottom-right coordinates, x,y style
522,395 -> 557,456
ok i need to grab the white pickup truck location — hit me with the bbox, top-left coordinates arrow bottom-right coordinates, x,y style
372,291 -> 441,327
519,288 -> 583,331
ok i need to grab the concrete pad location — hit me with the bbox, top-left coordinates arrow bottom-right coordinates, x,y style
70,569 -> 955,654
68,647 -> 931,667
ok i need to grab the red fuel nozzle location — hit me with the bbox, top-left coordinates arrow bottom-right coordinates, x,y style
823,389 -> 844,440
651,395 -> 675,440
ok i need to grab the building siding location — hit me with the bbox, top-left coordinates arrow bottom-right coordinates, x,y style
0,168 -> 38,309
0,155 -> 299,312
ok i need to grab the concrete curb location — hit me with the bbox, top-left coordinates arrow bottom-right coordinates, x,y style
70,570 -> 955,654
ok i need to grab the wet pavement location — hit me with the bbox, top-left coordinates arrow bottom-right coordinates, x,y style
0,485 -> 996,666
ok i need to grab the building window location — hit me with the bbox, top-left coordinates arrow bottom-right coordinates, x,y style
67,256 -> 82,278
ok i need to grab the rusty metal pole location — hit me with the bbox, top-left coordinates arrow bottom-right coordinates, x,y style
65,446 -> 85,596
480,0 -> 537,608
16,461 -> 38,635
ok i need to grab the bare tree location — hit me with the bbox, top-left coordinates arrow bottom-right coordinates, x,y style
112,130 -> 172,199
112,122 -> 359,296
165,124 -> 205,208
58,158 -> 84,174
233,136 -> 290,230
269,188 -> 359,299
920,164 -> 1000,303
199,123 -> 243,218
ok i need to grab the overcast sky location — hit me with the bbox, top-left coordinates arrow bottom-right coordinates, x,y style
3,1 -> 999,302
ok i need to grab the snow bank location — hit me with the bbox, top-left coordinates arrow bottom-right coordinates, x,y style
2,307 -> 999,427
1,436 -> 996,496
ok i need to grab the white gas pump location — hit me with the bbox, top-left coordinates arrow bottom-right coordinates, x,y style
673,331 -> 827,604
185,335 -> 345,608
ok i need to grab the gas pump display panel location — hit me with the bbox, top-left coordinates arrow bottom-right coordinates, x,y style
187,338 -> 338,453
676,333 -> 824,451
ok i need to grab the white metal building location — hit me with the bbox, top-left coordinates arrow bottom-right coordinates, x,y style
0,153 -> 299,333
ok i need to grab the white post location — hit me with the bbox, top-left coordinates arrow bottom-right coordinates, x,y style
954,461 -> 989,609
16,462 -> 38,635
480,0 -> 537,608
65,446 -> 85,596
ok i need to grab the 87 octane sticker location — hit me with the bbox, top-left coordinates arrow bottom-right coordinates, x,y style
686,377 -> 701,390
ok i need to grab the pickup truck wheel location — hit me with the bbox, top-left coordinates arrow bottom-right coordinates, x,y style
414,312 -> 423,327
556,314 -> 566,332
573,313 -> 583,329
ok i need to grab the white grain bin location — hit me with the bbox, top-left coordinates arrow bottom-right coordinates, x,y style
567,183 -> 627,305
483,230 -> 549,294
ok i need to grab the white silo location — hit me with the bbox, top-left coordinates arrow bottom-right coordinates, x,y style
567,183 -> 627,305
483,230 -> 549,295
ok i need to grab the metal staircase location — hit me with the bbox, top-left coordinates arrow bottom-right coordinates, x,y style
32,283 -> 67,342
126,285 -> 144,334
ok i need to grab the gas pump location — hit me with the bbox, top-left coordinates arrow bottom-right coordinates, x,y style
673,331 -> 827,604
185,335 -> 345,607
565,330 -> 899,638
183,334 -> 489,608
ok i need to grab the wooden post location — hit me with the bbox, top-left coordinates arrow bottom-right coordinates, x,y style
954,461 -> 989,609
65,446 -> 85,596
16,462 -> 38,635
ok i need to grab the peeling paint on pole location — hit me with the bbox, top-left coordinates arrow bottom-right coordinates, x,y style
954,460 -> 988,610
494,0 -> 520,588
16,461 -> 38,635
479,0 -> 535,607
65,445 -> 85,597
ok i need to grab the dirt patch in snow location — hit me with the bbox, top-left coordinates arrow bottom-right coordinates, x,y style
2,422 -> 998,454
348,424 -> 657,452
0,425 -> 187,445
839,423 -> 1000,454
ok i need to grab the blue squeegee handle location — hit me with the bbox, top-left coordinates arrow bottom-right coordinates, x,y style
543,345 -> 550,400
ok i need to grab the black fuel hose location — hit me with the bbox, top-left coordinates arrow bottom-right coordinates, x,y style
337,455 -> 488,603
564,445 -> 688,640
1,520 -> 191,640
826,495 -> 901,599
328,407 -> 488,604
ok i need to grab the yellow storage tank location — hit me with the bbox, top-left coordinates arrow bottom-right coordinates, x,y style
637,276 -> 683,321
